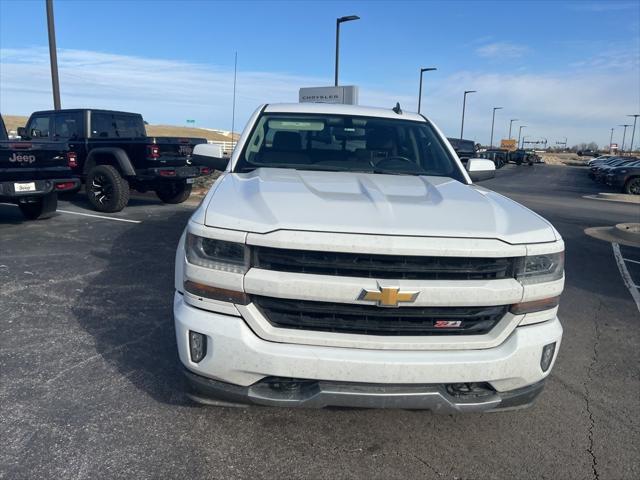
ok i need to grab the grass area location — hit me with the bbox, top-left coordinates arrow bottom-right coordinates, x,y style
2,114 -> 238,142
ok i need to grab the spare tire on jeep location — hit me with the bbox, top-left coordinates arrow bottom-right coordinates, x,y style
87,164 -> 130,213
155,181 -> 192,204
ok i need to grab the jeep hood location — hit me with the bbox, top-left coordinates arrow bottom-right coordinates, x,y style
202,168 -> 556,244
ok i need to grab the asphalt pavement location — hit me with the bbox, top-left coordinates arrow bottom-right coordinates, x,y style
1,164 -> 639,480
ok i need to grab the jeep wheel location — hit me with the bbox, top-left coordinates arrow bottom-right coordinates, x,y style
87,165 -> 130,212
18,193 -> 57,220
624,177 -> 640,195
155,181 -> 192,204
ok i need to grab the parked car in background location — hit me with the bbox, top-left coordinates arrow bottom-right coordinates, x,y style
0,114 -> 80,219
175,102 -> 564,412
18,109 -> 210,212
589,157 -> 636,181
605,160 -> 640,194
447,138 -> 477,164
587,155 -> 615,166
577,149 -> 599,157
477,148 -> 508,169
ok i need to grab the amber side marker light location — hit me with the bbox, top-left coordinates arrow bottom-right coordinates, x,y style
510,296 -> 560,315
184,280 -> 249,305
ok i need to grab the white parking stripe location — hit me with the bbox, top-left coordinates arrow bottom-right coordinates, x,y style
1,203 -> 141,224
612,243 -> 640,312
56,209 -> 142,224
624,258 -> 640,265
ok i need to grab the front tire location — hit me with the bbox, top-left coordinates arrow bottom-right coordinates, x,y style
155,181 -> 192,204
624,177 -> 640,195
18,193 -> 57,220
87,165 -> 130,213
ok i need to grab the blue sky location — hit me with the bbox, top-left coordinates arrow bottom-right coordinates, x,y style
1,0 -> 639,147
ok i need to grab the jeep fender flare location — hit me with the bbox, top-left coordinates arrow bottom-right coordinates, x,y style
84,148 -> 135,176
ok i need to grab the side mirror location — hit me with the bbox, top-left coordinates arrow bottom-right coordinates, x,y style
192,143 -> 229,171
467,158 -> 496,182
16,127 -> 27,139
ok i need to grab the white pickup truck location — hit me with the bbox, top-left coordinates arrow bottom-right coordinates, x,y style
174,103 -> 564,412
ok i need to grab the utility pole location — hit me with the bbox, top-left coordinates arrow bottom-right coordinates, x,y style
460,90 -> 476,139
417,67 -> 436,114
46,0 -> 61,110
619,124 -> 631,152
490,106 -> 503,148
334,15 -> 360,86
627,114 -> 639,152
508,119 -> 519,139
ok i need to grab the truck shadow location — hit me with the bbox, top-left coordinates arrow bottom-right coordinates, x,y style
71,209 -> 194,406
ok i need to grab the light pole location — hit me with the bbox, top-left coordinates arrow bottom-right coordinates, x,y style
418,67 -> 437,114
628,114 -> 639,152
521,136 -> 529,149
508,119 -> 519,139
609,128 -> 615,154
460,90 -> 476,139
490,107 -> 503,148
517,125 -> 527,148
46,0 -> 61,110
619,124 -> 631,152
335,15 -> 360,87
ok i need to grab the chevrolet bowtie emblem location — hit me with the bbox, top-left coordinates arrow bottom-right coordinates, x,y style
359,285 -> 419,307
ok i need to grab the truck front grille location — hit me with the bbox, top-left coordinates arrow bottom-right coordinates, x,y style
252,247 -> 517,280
252,296 -> 507,336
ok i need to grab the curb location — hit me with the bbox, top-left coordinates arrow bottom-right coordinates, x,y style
583,193 -> 640,204
585,223 -> 640,248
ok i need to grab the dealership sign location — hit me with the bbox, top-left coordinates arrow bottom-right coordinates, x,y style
299,86 -> 359,105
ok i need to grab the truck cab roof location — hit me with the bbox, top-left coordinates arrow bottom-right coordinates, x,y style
29,108 -> 142,117
264,103 -> 427,122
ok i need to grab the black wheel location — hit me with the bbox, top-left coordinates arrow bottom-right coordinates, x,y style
155,181 -> 192,204
18,193 -> 57,220
624,177 -> 640,195
87,165 -> 130,213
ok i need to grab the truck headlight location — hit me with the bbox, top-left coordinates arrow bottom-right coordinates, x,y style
515,252 -> 564,285
185,233 -> 249,273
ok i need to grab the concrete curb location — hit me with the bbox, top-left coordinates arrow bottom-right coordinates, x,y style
583,193 -> 640,204
585,223 -> 640,248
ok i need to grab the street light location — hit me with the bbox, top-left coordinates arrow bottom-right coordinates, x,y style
508,119 -> 519,140
490,107 -> 503,148
619,124 -> 631,152
518,125 -> 527,148
335,15 -> 360,86
627,114 -> 639,152
522,136 -> 529,149
609,128 -> 615,154
46,0 -> 61,110
460,90 -> 476,139
417,67 -> 437,114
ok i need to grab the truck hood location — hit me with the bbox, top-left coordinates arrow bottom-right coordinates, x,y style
203,168 -> 556,244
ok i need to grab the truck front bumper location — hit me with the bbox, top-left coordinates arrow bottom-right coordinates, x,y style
174,292 -> 562,411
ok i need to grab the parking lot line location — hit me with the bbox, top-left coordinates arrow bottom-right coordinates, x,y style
624,258 -> 640,265
1,203 -> 142,224
612,243 -> 640,312
56,209 -> 142,224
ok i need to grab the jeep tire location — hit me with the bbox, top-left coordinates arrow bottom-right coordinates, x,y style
18,192 -> 57,220
155,181 -> 192,204
87,164 -> 130,213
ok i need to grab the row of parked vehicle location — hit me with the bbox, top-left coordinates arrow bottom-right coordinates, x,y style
0,110 -> 210,219
587,155 -> 640,195
447,138 -> 541,168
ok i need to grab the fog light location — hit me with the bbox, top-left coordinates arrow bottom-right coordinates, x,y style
189,331 -> 207,363
540,342 -> 556,372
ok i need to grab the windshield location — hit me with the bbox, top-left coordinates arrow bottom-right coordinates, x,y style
236,113 -> 465,181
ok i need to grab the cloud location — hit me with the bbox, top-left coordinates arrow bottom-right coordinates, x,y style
1,46 -> 638,147
475,42 -> 529,59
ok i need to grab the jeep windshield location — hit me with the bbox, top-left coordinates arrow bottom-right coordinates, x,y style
236,113 -> 466,182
